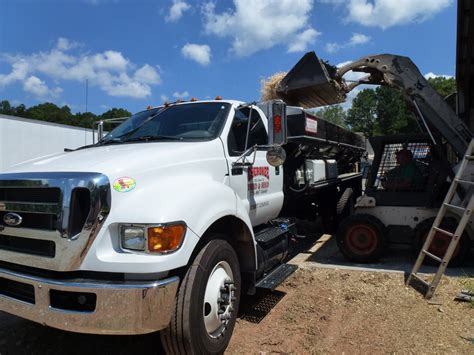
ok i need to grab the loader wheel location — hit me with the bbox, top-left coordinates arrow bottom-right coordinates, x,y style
160,239 -> 241,354
415,218 -> 470,267
336,214 -> 387,263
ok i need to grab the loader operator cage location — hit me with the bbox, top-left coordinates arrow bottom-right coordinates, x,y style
373,141 -> 431,191
366,134 -> 448,207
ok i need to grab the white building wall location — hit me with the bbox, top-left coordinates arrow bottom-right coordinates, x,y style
0,114 -> 96,171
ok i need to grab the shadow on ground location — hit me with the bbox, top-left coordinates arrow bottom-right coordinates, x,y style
0,312 -> 163,355
294,232 -> 474,278
1,229 -> 473,354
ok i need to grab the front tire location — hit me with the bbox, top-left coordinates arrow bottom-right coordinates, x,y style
336,213 -> 387,263
161,239 -> 241,354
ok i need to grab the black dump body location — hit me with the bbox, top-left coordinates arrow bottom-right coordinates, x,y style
279,106 -> 365,221
284,106 -> 365,171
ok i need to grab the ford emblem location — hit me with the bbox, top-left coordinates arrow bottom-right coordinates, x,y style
3,212 -> 23,227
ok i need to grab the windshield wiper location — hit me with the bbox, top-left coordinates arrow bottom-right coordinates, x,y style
123,135 -> 183,142
74,137 -> 124,151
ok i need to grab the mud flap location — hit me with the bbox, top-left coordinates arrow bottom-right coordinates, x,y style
277,51 -> 346,108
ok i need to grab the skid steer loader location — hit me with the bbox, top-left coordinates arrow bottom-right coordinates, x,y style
276,51 -> 473,265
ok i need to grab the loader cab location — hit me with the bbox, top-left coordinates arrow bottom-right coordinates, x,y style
365,134 -> 449,207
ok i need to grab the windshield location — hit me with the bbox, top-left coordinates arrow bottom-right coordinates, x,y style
102,102 -> 231,143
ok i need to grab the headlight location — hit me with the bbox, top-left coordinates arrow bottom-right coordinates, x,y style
120,225 -> 146,251
120,222 -> 186,253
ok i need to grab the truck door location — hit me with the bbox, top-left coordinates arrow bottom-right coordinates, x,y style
225,105 -> 284,226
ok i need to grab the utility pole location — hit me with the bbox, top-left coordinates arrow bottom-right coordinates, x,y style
85,79 -> 89,113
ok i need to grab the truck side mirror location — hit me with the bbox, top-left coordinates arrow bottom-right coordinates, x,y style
266,146 -> 286,167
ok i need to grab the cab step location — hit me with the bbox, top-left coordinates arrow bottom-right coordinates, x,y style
256,264 -> 298,291
255,220 -> 295,245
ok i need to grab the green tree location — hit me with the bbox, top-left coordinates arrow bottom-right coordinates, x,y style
24,103 -> 72,125
100,108 -> 131,120
0,100 -> 13,115
375,86 -> 416,134
346,89 -> 378,136
0,100 -> 132,129
427,76 -> 456,98
73,112 -> 98,128
14,104 -> 26,116
314,104 -> 347,127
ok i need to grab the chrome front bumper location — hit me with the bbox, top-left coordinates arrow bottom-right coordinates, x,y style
0,267 -> 179,335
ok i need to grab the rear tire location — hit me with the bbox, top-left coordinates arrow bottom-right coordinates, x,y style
336,213 -> 387,263
414,217 -> 470,267
160,239 -> 241,354
336,188 -> 354,216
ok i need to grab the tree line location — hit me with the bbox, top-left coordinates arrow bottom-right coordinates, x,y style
1,76 -> 456,135
314,77 -> 457,136
0,100 -> 131,129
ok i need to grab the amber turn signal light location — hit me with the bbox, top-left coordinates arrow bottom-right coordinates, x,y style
147,224 -> 186,253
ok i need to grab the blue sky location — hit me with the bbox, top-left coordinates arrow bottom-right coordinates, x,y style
0,0 -> 456,114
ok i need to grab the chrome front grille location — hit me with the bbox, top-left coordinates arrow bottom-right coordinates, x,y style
0,172 -> 110,271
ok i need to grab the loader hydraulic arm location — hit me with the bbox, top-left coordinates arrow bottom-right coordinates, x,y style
277,52 -> 472,159
336,54 -> 472,158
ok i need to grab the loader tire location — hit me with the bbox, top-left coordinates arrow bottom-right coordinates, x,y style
336,213 -> 387,263
160,239 -> 241,355
414,217 -> 470,267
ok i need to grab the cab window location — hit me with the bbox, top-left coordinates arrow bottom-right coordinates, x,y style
227,107 -> 268,156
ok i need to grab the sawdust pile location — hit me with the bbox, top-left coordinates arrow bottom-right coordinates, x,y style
260,72 -> 287,101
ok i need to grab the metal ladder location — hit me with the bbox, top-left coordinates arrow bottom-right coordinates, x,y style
406,139 -> 474,299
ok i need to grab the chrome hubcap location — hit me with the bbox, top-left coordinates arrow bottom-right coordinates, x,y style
203,261 -> 235,338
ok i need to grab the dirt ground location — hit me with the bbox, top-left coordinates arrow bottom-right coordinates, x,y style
0,236 -> 473,354
228,267 -> 474,354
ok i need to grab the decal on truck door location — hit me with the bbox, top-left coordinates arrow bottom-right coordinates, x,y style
248,166 -> 269,194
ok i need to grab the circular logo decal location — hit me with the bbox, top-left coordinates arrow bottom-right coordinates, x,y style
113,177 -> 136,193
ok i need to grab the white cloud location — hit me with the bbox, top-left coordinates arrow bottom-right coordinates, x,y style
424,72 -> 453,80
56,37 -> 80,51
160,94 -> 169,102
202,0 -> 320,57
173,91 -> 189,99
0,60 -> 29,87
0,38 -> 161,99
288,28 -> 320,53
181,43 -> 211,66
23,76 -> 62,99
133,64 -> 161,84
166,0 -> 191,22
330,0 -> 452,29
349,33 -> 370,45
326,33 -> 371,53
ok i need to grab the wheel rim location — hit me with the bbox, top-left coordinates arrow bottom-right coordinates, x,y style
423,231 -> 459,259
203,260 -> 235,338
345,224 -> 378,255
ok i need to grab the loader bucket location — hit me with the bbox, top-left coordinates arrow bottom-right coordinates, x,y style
277,51 -> 346,108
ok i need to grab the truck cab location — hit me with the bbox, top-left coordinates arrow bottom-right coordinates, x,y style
0,99 -> 363,353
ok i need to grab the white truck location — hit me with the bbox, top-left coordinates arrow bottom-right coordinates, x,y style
0,60 -> 364,353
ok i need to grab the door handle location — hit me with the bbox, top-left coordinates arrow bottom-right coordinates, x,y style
231,167 -> 243,175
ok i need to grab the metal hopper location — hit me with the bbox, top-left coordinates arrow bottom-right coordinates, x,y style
276,51 -> 346,108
